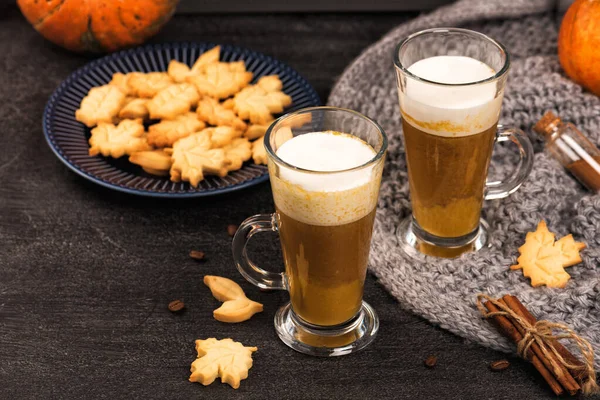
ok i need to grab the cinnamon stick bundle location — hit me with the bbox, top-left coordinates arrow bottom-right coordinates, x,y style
478,294 -> 592,396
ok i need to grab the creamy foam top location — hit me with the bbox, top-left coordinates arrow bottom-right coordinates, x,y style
399,56 -> 503,137
269,131 -> 382,226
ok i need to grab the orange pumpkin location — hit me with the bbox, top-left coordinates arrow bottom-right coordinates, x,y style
17,0 -> 178,53
558,0 -> 600,96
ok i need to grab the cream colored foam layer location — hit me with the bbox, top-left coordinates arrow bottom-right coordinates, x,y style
399,56 -> 503,137
269,131 -> 382,226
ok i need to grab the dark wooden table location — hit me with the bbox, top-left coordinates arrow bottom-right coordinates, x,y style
0,6 -> 554,399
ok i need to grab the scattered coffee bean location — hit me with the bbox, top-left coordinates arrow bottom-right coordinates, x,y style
489,359 -> 510,371
189,250 -> 205,260
168,299 -> 185,313
424,355 -> 437,368
227,224 -> 238,237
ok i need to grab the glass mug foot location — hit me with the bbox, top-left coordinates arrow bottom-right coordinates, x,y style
397,217 -> 490,259
274,301 -> 379,357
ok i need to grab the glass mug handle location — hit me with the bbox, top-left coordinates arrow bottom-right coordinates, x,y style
231,213 -> 286,290
484,125 -> 534,200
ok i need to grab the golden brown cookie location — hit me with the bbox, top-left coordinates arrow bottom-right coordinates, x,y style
88,118 -> 150,158
196,97 -> 247,131
128,72 -> 173,98
203,126 -> 243,148
191,46 -> 221,73
189,338 -> 257,389
187,62 -> 253,99
129,149 -> 172,173
510,221 -> 586,288
232,84 -> 292,124
118,98 -> 149,120
223,138 -> 252,171
146,83 -> 200,120
170,131 -> 228,186
76,85 -> 126,128
147,112 -> 206,148
251,135 -> 267,165
167,60 -> 194,83
109,72 -> 133,95
243,124 -> 270,140
256,75 -> 283,92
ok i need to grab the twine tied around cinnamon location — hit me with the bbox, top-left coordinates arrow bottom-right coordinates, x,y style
477,294 -> 599,395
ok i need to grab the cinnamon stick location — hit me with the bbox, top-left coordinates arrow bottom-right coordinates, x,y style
503,295 -> 586,383
499,297 -> 580,396
484,301 -> 564,396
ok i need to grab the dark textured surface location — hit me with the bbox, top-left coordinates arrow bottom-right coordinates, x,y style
1,7 -> 555,399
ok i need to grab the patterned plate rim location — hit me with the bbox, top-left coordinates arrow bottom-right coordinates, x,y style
42,42 -> 321,198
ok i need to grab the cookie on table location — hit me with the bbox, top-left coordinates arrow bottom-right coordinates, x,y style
88,118 -> 150,158
75,85 -> 126,128
196,97 -> 247,131
147,112 -> 206,148
146,83 -> 200,120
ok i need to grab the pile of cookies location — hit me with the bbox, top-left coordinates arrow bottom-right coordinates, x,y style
75,46 -> 292,187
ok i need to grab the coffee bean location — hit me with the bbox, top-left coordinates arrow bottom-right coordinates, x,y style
189,250 -> 205,260
424,355 -> 437,368
227,224 -> 238,237
168,299 -> 185,313
489,359 -> 510,371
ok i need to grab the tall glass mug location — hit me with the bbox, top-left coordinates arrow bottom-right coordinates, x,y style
394,28 -> 534,258
232,107 -> 387,356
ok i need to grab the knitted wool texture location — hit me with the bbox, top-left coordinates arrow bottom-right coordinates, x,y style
328,0 -> 600,364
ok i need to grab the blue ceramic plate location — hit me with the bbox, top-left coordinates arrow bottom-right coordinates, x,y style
43,42 -> 321,198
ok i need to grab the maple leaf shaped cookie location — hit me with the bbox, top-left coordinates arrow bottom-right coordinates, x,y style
128,72 -> 173,98
147,112 -> 206,148
191,45 -> 221,74
76,85 -> 126,128
146,83 -> 200,120
232,83 -> 292,125
119,98 -> 149,120
108,72 -> 133,96
129,149 -> 172,176
243,124 -> 269,140
88,118 -> 150,158
170,131 -> 228,187
510,221 -> 586,288
187,62 -> 253,99
203,126 -> 244,148
196,97 -> 247,131
167,60 -> 195,83
223,138 -> 252,171
189,338 -> 257,389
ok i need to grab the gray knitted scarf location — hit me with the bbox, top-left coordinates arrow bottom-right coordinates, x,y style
328,0 -> 600,365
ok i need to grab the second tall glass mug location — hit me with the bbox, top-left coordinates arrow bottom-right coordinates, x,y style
394,28 -> 534,257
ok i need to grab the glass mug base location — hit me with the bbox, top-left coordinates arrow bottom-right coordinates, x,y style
397,216 -> 490,259
274,301 -> 379,357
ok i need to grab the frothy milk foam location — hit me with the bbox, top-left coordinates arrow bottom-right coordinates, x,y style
400,56 -> 502,137
269,131 -> 381,226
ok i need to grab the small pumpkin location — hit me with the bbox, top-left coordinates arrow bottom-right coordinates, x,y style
17,0 -> 178,53
558,0 -> 600,96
